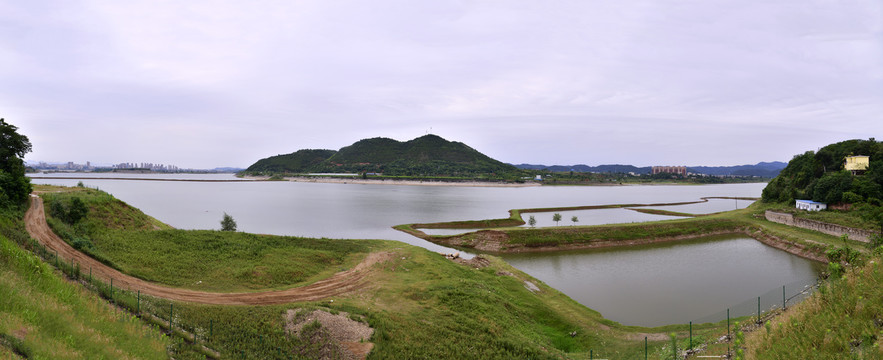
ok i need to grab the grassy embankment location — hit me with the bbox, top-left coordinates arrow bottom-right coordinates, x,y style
746,248 -> 883,358
0,207 -> 170,359
397,198 -> 728,233
398,197 -> 856,257
42,187 -> 376,292
34,185 -> 720,359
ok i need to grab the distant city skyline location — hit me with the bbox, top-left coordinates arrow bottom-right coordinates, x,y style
28,160 -> 219,172
4,1 -> 881,168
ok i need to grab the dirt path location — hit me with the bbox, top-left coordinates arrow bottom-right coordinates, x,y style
24,195 -> 389,305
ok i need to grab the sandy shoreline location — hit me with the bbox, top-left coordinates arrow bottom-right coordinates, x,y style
250,176 -> 543,187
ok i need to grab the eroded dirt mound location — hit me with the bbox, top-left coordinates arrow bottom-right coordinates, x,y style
454,254 -> 491,268
285,309 -> 374,360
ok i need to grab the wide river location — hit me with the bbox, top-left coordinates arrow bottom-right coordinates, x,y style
30,173 -> 821,326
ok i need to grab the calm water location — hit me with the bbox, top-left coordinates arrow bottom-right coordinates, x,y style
30,174 -> 821,326
503,235 -> 823,326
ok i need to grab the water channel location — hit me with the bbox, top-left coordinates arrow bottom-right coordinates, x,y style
29,174 -> 822,326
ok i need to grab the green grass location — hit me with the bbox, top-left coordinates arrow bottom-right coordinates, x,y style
41,188 -> 377,291
135,246 -> 705,359
0,210 -> 169,359
746,249 -> 883,359
498,218 -> 744,248
93,230 -> 376,291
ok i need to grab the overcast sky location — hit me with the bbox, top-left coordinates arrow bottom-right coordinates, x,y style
3,0 -> 881,168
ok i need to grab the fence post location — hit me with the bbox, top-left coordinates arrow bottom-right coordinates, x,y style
169,303 -> 173,331
590,349 -> 593,360
757,296 -> 761,323
689,321 -> 692,351
137,290 -> 140,313
110,278 -> 114,302
210,319 -> 213,339
783,285 -> 786,310
644,336 -> 647,360
89,267 -> 92,284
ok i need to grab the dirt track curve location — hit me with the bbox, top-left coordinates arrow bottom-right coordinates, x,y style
24,195 -> 388,305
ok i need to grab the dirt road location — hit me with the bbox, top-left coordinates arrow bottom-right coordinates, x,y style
24,195 -> 388,305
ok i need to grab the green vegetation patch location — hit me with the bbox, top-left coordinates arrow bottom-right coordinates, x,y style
40,188 -> 377,291
497,218 -> 744,248
95,229 -> 376,291
243,134 -> 519,177
748,250 -> 883,358
0,213 -> 168,359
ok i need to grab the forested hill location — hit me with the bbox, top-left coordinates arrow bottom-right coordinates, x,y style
244,135 -> 517,176
245,149 -> 337,173
761,138 -> 882,204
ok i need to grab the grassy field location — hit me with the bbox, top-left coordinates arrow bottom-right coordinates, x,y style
41,189 -> 378,292
0,210 -> 169,359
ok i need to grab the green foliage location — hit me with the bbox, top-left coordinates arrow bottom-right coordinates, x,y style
501,219 -> 744,248
243,134 -> 519,177
552,213 -> 562,226
528,215 -> 536,227
571,215 -> 579,225
220,212 -> 237,231
0,118 -> 32,210
870,233 -> 883,249
842,191 -> 864,204
244,149 -> 337,173
732,321 -> 744,360
762,138 -> 883,204
812,170 -> 853,204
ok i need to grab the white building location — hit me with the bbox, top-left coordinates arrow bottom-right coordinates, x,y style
795,199 -> 826,211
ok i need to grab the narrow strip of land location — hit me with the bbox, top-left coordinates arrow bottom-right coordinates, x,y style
29,176 -> 255,182
24,195 -> 387,305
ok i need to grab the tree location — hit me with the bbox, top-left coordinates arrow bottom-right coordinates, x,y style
571,216 -> 579,226
860,204 -> 883,234
67,197 -> 88,223
552,213 -> 562,226
528,215 -> 536,227
0,118 -> 32,209
221,212 -> 237,231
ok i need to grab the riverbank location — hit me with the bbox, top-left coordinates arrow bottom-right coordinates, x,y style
247,175 -> 543,187
28,176 -> 254,182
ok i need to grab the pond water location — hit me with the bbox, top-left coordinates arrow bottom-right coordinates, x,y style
502,235 -> 823,326
29,174 -> 821,326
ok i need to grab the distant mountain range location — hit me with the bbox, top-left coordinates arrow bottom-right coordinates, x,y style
512,161 -> 787,177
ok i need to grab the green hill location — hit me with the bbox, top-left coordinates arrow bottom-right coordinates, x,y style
244,149 -> 337,173
244,134 -> 518,176
762,138 -> 883,204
